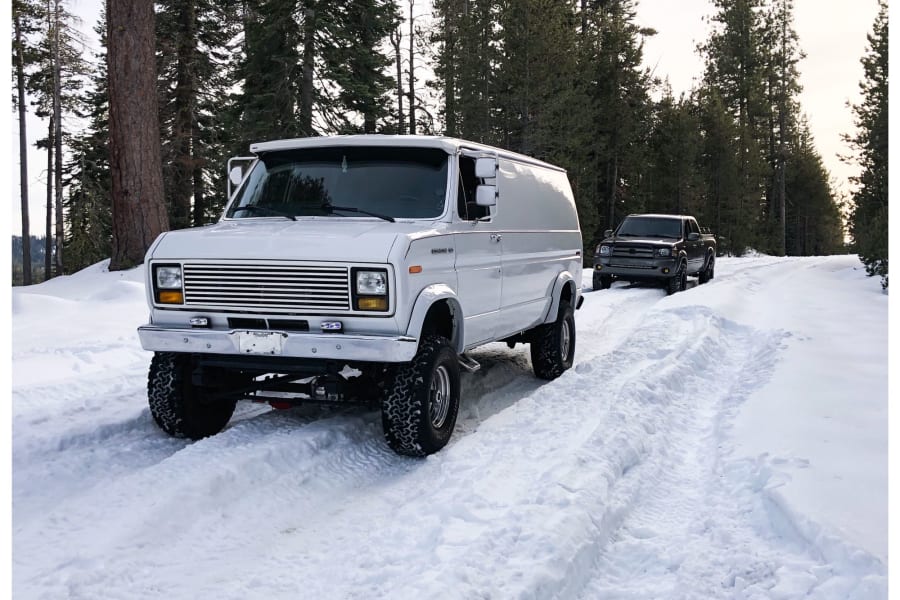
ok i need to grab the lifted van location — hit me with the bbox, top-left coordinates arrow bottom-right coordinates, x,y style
138,135 -> 583,456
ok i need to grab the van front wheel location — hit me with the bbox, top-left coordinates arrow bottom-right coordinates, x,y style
381,335 -> 461,457
530,301 -> 575,380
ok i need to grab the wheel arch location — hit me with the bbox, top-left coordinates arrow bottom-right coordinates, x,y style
405,284 -> 464,354
544,272 -> 578,324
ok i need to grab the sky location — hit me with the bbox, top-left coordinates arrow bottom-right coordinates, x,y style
7,0 -> 883,235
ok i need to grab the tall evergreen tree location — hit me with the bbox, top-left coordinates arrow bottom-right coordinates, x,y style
64,13 -> 111,272
785,121 -> 843,256
157,0 -> 242,228
701,0 -> 769,254
12,0 -> 43,284
846,0 -> 888,288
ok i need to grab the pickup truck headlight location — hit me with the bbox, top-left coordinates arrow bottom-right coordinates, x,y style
354,268 -> 389,311
657,248 -> 672,257
153,265 -> 184,304
598,245 -> 611,256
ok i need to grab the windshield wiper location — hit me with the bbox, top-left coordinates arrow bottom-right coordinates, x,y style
232,205 -> 296,221
321,203 -> 395,223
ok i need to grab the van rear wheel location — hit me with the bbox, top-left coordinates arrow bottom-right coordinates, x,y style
530,301 -> 575,380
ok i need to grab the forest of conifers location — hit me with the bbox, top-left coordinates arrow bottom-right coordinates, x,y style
11,0 -> 889,287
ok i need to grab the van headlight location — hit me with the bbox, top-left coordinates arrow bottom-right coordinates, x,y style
153,264 -> 184,304
353,268 -> 389,311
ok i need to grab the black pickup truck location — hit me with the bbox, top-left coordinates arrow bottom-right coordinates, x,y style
592,214 -> 716,294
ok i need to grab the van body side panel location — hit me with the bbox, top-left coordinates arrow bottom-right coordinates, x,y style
491,160 -> 582,338
452,229 -> 502,347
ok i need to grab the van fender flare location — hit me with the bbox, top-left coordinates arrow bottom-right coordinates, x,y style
543,272 -> 578,324
405,284 -> 465,354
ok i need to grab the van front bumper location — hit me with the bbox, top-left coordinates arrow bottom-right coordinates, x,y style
137,325 -> 419,363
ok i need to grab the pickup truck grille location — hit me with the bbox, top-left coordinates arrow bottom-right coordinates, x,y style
182,263 -> 351,312
611,245 -> 656,259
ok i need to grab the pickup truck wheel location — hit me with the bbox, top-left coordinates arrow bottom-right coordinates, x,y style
666,262 -> 687,295
147,352 -> 236,440
530,301 -> 575,380
699,254 -> 715,284
381,335 -> 460,457
593,273 -> 612,290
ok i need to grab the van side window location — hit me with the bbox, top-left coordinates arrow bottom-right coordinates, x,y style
457,157 -> 489,221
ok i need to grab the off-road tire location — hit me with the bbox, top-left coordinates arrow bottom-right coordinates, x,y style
381,335 -> 461,457
666,261 -> 687,295
699,253 -> 715,284
530,301 -> 575,380
593,273 -> 612,290
148,352 -> 236,440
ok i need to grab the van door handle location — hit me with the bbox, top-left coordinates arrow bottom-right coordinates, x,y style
490,234 -> 502,243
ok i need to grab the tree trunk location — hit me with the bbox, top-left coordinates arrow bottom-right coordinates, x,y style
390,27 -> 404,133
45,118 -> 53,279
14,10 -> 32,285
53,0 -> 64,275
172,0 -> 197,229
299,5 -> 316,136
408,0 -> 416,134
107,0 -> 169,271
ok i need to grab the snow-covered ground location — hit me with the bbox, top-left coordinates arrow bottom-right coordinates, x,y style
12,255 -> 888,599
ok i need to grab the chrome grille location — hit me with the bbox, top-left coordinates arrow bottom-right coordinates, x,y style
611,245 -> 655,259
182,263 -> 350,312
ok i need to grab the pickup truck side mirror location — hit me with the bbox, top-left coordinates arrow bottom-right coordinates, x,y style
603,229 -> 613,238
476,184 -> 497,207
687,232 -> 700,241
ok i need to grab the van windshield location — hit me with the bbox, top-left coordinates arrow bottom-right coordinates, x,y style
616,216 -> 682,239
227,147 -> 449,220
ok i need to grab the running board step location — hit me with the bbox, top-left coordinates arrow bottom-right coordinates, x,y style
458,354 -> 481,373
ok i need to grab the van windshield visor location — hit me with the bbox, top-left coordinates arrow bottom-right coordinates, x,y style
616,217 -> 681,239
227,147 -> 449,220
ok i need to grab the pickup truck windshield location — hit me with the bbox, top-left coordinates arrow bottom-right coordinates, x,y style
616,217 -> 682,239
227,147 -> 449,220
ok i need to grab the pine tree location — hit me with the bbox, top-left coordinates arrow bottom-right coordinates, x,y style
25,0 -> 86,277
785,121 -> 843,256
701,0 -> 769,254
646,90 -> 704,217
759,0 -> 803,255
157,0 -> 242,228
12,0 -> 43,284
846,0 -> 888,288
320,1 -> 398,134
64,12 -> 111,272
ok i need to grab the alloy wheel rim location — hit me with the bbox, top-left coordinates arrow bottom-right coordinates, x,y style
430,365 -> 451,429
560,319 -> 571,362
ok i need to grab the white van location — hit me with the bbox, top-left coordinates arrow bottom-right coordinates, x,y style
138,135 -> 583,455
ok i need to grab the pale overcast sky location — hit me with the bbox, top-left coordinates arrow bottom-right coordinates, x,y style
10,0 -> 881,232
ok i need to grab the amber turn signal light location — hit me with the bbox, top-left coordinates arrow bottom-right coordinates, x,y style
158,290 -> 184,304
357,297 -> 387,311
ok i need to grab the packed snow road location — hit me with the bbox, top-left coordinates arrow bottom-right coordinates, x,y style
12,255 -> 886,599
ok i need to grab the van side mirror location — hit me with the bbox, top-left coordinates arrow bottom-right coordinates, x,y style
476,184 -> 496,207
229,166 -> 244,186
604,229 -> 613,238
475,157 -> 497,179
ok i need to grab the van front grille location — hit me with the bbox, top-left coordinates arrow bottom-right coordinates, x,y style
182,263 -> 350,312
